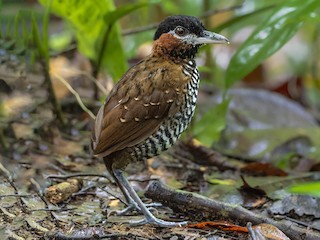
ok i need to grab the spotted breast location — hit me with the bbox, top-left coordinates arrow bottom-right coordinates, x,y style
131,60 -> 199,161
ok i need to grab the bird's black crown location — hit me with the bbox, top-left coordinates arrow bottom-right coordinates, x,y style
154,15 -> 205,40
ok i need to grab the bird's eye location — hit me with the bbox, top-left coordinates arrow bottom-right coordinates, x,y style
174,26 -> 188,36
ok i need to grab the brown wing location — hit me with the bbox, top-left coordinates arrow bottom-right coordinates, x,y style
92,57 -> 190,158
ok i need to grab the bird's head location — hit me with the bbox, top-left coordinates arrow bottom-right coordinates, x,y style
153,15 -> 229,60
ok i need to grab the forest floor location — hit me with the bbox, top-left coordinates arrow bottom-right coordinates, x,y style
1,55 -> 320,240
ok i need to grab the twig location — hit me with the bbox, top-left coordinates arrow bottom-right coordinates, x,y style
145,181 -> 320,240
122,23 -> 158,36
30,207 -> 77,212
199,2 -> 244,19
98,186 -> 127,206
53,73 -> 96,120
45,232 -> 129,240
122,3 -> 244,36
0,194 -> 33,198
46,173 -> 112,182
64,69 -> 108,96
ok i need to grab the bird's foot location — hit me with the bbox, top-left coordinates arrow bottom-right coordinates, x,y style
109,203 -> 138,216
128,215 -> 188,228
109,202 -> 163,216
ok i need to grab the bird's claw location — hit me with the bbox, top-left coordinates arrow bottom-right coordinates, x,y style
109,202 -> 163,216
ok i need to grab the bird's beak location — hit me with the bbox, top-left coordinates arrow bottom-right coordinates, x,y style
196,30 -> 229,44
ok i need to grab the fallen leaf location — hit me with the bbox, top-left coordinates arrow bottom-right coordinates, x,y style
238,176 -> 268,208
187,221 -> 248,233
240,163 -> 287,176
252,223 -> 290,240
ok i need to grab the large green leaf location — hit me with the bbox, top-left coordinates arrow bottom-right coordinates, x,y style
38,0 -> 144,80
225,0 -> 320,88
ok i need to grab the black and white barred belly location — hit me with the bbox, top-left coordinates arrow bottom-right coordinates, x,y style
131,60 -> 199,161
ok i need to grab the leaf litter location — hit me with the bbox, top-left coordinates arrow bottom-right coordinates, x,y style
0,49 -> 320,240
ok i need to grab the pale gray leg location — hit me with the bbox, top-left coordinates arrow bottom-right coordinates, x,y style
113,168 -> 188,227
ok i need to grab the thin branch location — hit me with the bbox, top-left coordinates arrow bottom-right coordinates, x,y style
53,73 -> 96,120
122,3 -> 244,36
66,69 -> 108,95
46,232 -> 129,240
122,23 -> 158,36
30,207 -> 77,212
199,2 -> 244,19
46,173 -> 112,182
145,181 -> 320,240
0,194 -> 33,198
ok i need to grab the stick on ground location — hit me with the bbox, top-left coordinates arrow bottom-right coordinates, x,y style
145,181 -> 320,240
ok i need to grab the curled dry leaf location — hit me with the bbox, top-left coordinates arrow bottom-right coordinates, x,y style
187,221 -> 248,233
238,176 -> 268,208
45,178 -> 82,204
240,162 -> 287,177
252,223 -> 290,240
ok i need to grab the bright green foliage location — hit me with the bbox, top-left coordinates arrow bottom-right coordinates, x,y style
290,182 -> 320,197
194,98 -> 230,147
38,0 -> 147,81
225,0 -> 320,88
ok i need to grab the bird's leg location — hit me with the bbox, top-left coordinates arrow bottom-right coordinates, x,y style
110,175 -> 140,215
109,171 -> 162,216
113,168 -> 188,227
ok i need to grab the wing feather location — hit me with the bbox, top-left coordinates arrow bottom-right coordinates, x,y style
92,57 -> 190,157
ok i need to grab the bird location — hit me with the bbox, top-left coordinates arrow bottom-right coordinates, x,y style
92,15 -> 229,227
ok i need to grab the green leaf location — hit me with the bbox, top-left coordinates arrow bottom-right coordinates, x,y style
225,0 -> 320,88
97,2 -> 149,80
194,98 -> 230,147
290,182 -> 320,197
38,0 -> 107,59
38,0 -> 148,81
